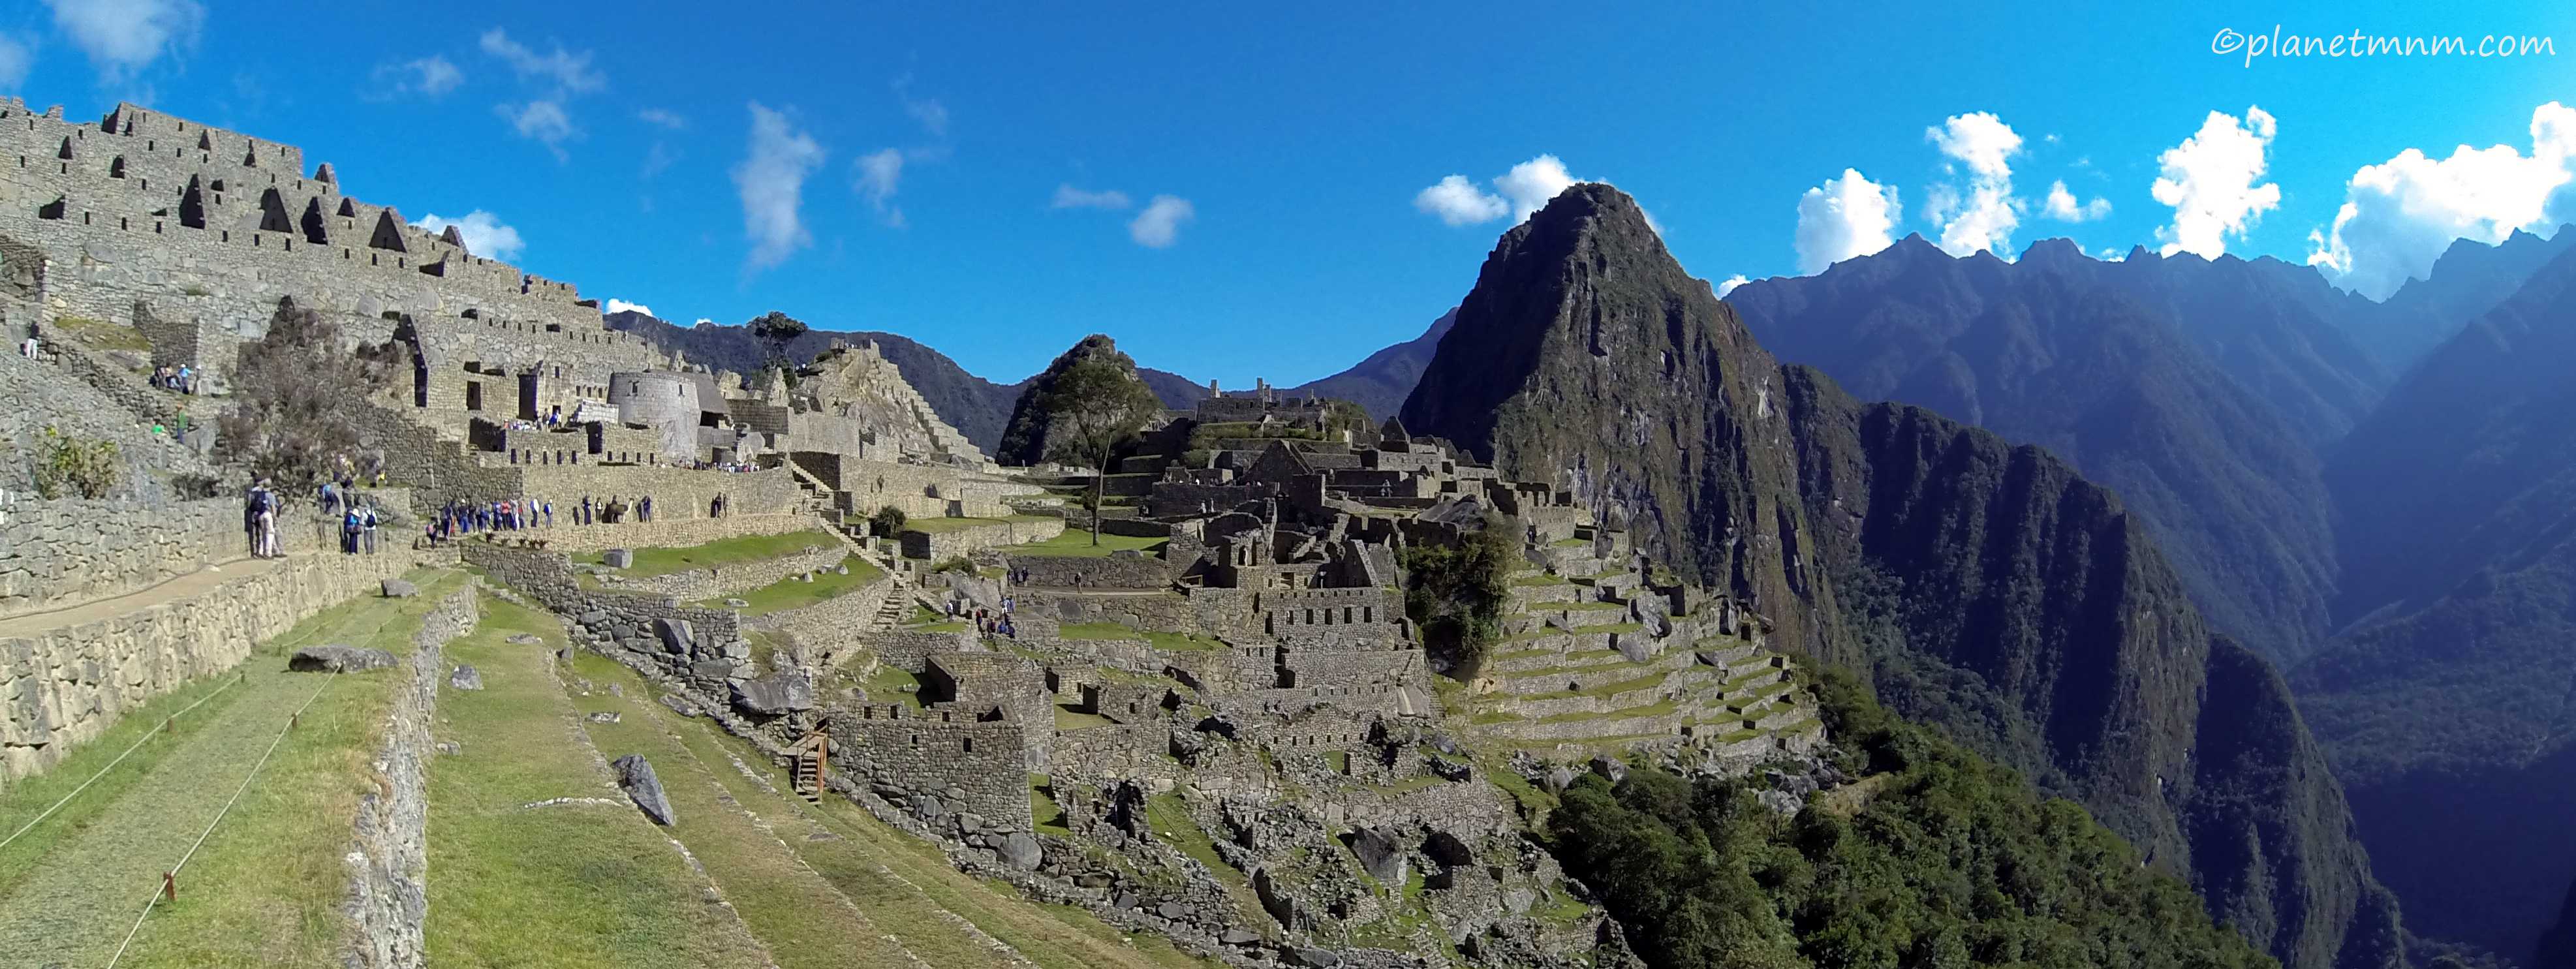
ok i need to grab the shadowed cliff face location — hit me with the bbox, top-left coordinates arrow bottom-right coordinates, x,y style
1402,183 -> 2404,969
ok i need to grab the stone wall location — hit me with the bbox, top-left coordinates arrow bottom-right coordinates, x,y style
0,547 -> 421,780
1021,590 -> 1200,636
0,496 -> 231,618
750,572 -> 897,668
615,544 -> 843,601
532,512 -> 816,555
827,703 -> 1034,832
860,627 -> 978,672
900,516 -> 1064,561
459,542 -> 748,698
341,583 -> 474,969
1006,553 -> 1172,590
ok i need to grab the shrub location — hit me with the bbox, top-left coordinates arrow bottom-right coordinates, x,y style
930,556 -> 976,575
869,504 -> 909,536
31,426 -> 121,499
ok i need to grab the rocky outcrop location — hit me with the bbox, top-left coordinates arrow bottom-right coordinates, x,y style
1399,183 -> 2402,969
341,583 -> 476,969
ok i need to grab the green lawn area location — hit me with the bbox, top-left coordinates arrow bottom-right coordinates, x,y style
1057,621 -> 1220,652
1031,774 -> 1073,835
424,597 -> 772,969
693,555 -> 885,617
1054,703 -> 1118,731
1002,528 -> 1166,558
865,664 -> 927,709
52,314 -> 153,352
106,570 -> 471,968
574,529 -> 837,578
1512,572 -> 1568,587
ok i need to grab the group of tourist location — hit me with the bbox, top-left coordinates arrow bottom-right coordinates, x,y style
242,480 -> 281,559
338,500 -> 384,554
574,494 -> 653,525
683,459 -> 763,473
953,594 -> 1019,639
429,497 -> 554,542
148,364 -> 198,394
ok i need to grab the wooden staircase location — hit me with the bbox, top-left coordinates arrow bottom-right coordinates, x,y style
790,730 -> 830,803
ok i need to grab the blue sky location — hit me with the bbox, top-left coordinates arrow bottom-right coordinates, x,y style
3,1 -> 2573,384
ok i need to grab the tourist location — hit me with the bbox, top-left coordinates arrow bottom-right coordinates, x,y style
320,480 -> 339,515
341,503 -> 362,554
253,480 -> 279,559
176,365 -> 193,394
542,499 -> 553,528
640,495 -> 654,523
362,502 -> 380,554
581,495 -> 593,525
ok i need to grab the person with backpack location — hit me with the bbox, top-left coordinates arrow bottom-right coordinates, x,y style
362,502 -> 380,554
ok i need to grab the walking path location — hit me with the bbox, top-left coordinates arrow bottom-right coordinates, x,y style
0,553 -> 292,638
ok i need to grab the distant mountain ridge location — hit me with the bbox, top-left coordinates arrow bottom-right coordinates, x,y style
1399,183 -> 2404,969
2292,239 -> 2576,961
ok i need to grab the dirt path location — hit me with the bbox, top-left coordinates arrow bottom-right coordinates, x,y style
0,553 -> 295,638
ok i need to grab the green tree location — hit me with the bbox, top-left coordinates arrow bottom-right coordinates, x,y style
1034,357 -> 1160,546
749,311 -> 809,380
31,426 -> 121,499
218,298 -> 403,492
1399,512 -> 1515,678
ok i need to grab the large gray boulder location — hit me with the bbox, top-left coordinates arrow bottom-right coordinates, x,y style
380,578 -> 417,598
654,617 -> 694,654
997,831 -> 1042,869
729,669 -> 815,716
603,548 -> 634,568
448,665 -> 484,690
612,754 -> 675,825
289,645 -> 398,673
1350,826 -> 1408,885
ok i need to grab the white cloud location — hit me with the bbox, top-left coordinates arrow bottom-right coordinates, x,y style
1414,174 -> 1509,226
2307,102 -> 2576,299
478,27 -> 602,93
1494,155 -> 1579,221
369,55 -> 460,98
2150,106 -> 2281,258
2100,247 -> 2128,262
892,73 -> 949,137
1411,155 -> 1587,227
496,100 -> 576,159
1924,112 -> 2025,257
0,34 -> 31,91
43,0 -> 200,81
640,142 -> 675,180
636,108 -> 686,130
413,211 -> 525,261
855,147 -> 905,227
604,298 -> 652,316
1717,274 -> 1750,298
1051,185 -> 1132,210
1128,195 -> 1195,248
732,102 -> 826,272
2042,180 -> 2111,222
1793,168 -> 1901,274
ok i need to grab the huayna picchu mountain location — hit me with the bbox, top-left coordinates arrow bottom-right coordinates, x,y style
1403,183 -> 2404,969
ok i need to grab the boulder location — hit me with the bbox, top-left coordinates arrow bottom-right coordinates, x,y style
1288,948 -> 1342,968
380,578 -> 418,598
506,634 -> 540,645
603,548 -> 634,568
448,665 -> 484,690
729,668 -> 816,715
1157,900 -> 1188,919
587,711 -> 621,724
289,645 -> 397,673
724,598 -> 749,609
612,754 -> 675,825
657,693 -> 700,717
654,618 -> 694,654
997,831 -> 1042,869
1220,928 -> 1262,946
1544,766 -> 1575,792
1350,827 -> 1408,885
1589,754 -> 1628,784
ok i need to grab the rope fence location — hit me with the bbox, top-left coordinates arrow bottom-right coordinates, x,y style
0,673 -> 247,854
102,669 -> 341,969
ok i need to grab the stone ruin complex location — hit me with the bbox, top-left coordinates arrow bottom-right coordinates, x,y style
0,97 -> 1829,969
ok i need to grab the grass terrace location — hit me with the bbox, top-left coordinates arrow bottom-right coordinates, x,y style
572,529 -> 838,578
51,314 -> 153,353
1057,621 -> 1222,651
691,555 -> 885,617
1003,529 -> 1168,558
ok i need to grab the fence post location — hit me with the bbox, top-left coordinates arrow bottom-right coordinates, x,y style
163,871 -> 176,902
